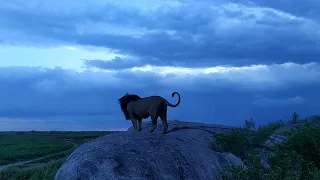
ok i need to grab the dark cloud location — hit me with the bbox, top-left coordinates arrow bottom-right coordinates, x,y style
0,66 -> 120,119
0,1 -> 319,67
75,30 -> 319,67
0,66 -> 319,128
0,1 -> 320,130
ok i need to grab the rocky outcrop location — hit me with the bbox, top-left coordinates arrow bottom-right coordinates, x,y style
54,121 -> 243,180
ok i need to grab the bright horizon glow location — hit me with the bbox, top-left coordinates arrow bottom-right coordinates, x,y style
0,45 -> 124,71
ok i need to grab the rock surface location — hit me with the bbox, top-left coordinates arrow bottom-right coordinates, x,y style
54,120 -> 243,180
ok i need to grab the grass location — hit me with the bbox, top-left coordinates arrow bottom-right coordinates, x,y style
0,131 -> 112,165
0,132 -> 72,165
0,131 -> 113,180
15,148 -> 75,169
0,160 -> 64,180
40,131 -> 113,145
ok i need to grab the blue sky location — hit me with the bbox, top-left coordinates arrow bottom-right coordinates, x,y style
0,0 -> 319,131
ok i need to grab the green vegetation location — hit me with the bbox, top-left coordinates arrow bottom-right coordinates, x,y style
0,132 -> 72,165
0,131 -> 112,165
0,160 -> 64,180
213,115 -> 320,180
279,129 -> 296,137
15,148 -> 74,169
0,131 -> 112,180
211,118 -> 281,159
39,131 -> 113,144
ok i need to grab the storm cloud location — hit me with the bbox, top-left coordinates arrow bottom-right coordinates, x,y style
0,0 -> 319,130
1,0 -> 320,67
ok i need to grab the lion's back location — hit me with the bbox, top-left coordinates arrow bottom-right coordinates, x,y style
129,96 -> 165,112
142,96 -> 165,105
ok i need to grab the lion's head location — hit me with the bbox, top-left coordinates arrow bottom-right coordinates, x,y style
118,93 -> 142,120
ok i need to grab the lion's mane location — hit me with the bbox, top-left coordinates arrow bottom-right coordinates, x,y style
118,93 -> 142,120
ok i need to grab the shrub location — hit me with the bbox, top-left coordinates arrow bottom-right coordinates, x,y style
252,122 -> 282,146
216,119 -> 320,180
211,118 -> 281,160
275,124 -> 320,169
221,150 -> 267,180
266,149 -> 320,180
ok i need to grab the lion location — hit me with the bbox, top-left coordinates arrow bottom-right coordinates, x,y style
118,92 -> 181,134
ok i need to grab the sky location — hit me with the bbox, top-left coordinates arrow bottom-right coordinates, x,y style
0,0 -> 319,131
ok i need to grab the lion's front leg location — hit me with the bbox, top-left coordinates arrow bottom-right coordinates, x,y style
131,119 -> 138,131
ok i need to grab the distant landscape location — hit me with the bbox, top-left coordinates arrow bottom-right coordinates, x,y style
0,131 -> 113,180
0,114 -> 319,179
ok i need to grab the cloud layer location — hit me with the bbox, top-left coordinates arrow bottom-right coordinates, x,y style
0,63 -> 319,129
1,0 -> 319,67
0,0 -> 319,130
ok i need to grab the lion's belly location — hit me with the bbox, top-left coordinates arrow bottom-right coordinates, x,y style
134,108 -> 150,119
139,112 -> 150,119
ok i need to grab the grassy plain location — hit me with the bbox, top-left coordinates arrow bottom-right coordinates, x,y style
0,131 -> 113,180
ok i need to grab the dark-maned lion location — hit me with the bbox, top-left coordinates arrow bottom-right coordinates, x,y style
118,92 -> 181,134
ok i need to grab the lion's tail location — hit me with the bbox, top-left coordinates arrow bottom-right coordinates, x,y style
165,92 -> 181,108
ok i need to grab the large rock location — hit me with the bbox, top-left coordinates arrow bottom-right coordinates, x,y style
55,121 -> 243,180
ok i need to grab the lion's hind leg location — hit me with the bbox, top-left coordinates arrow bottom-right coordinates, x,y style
137,118 -> 143,131
149,116 -> 158,132
159,109 -> 168,134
